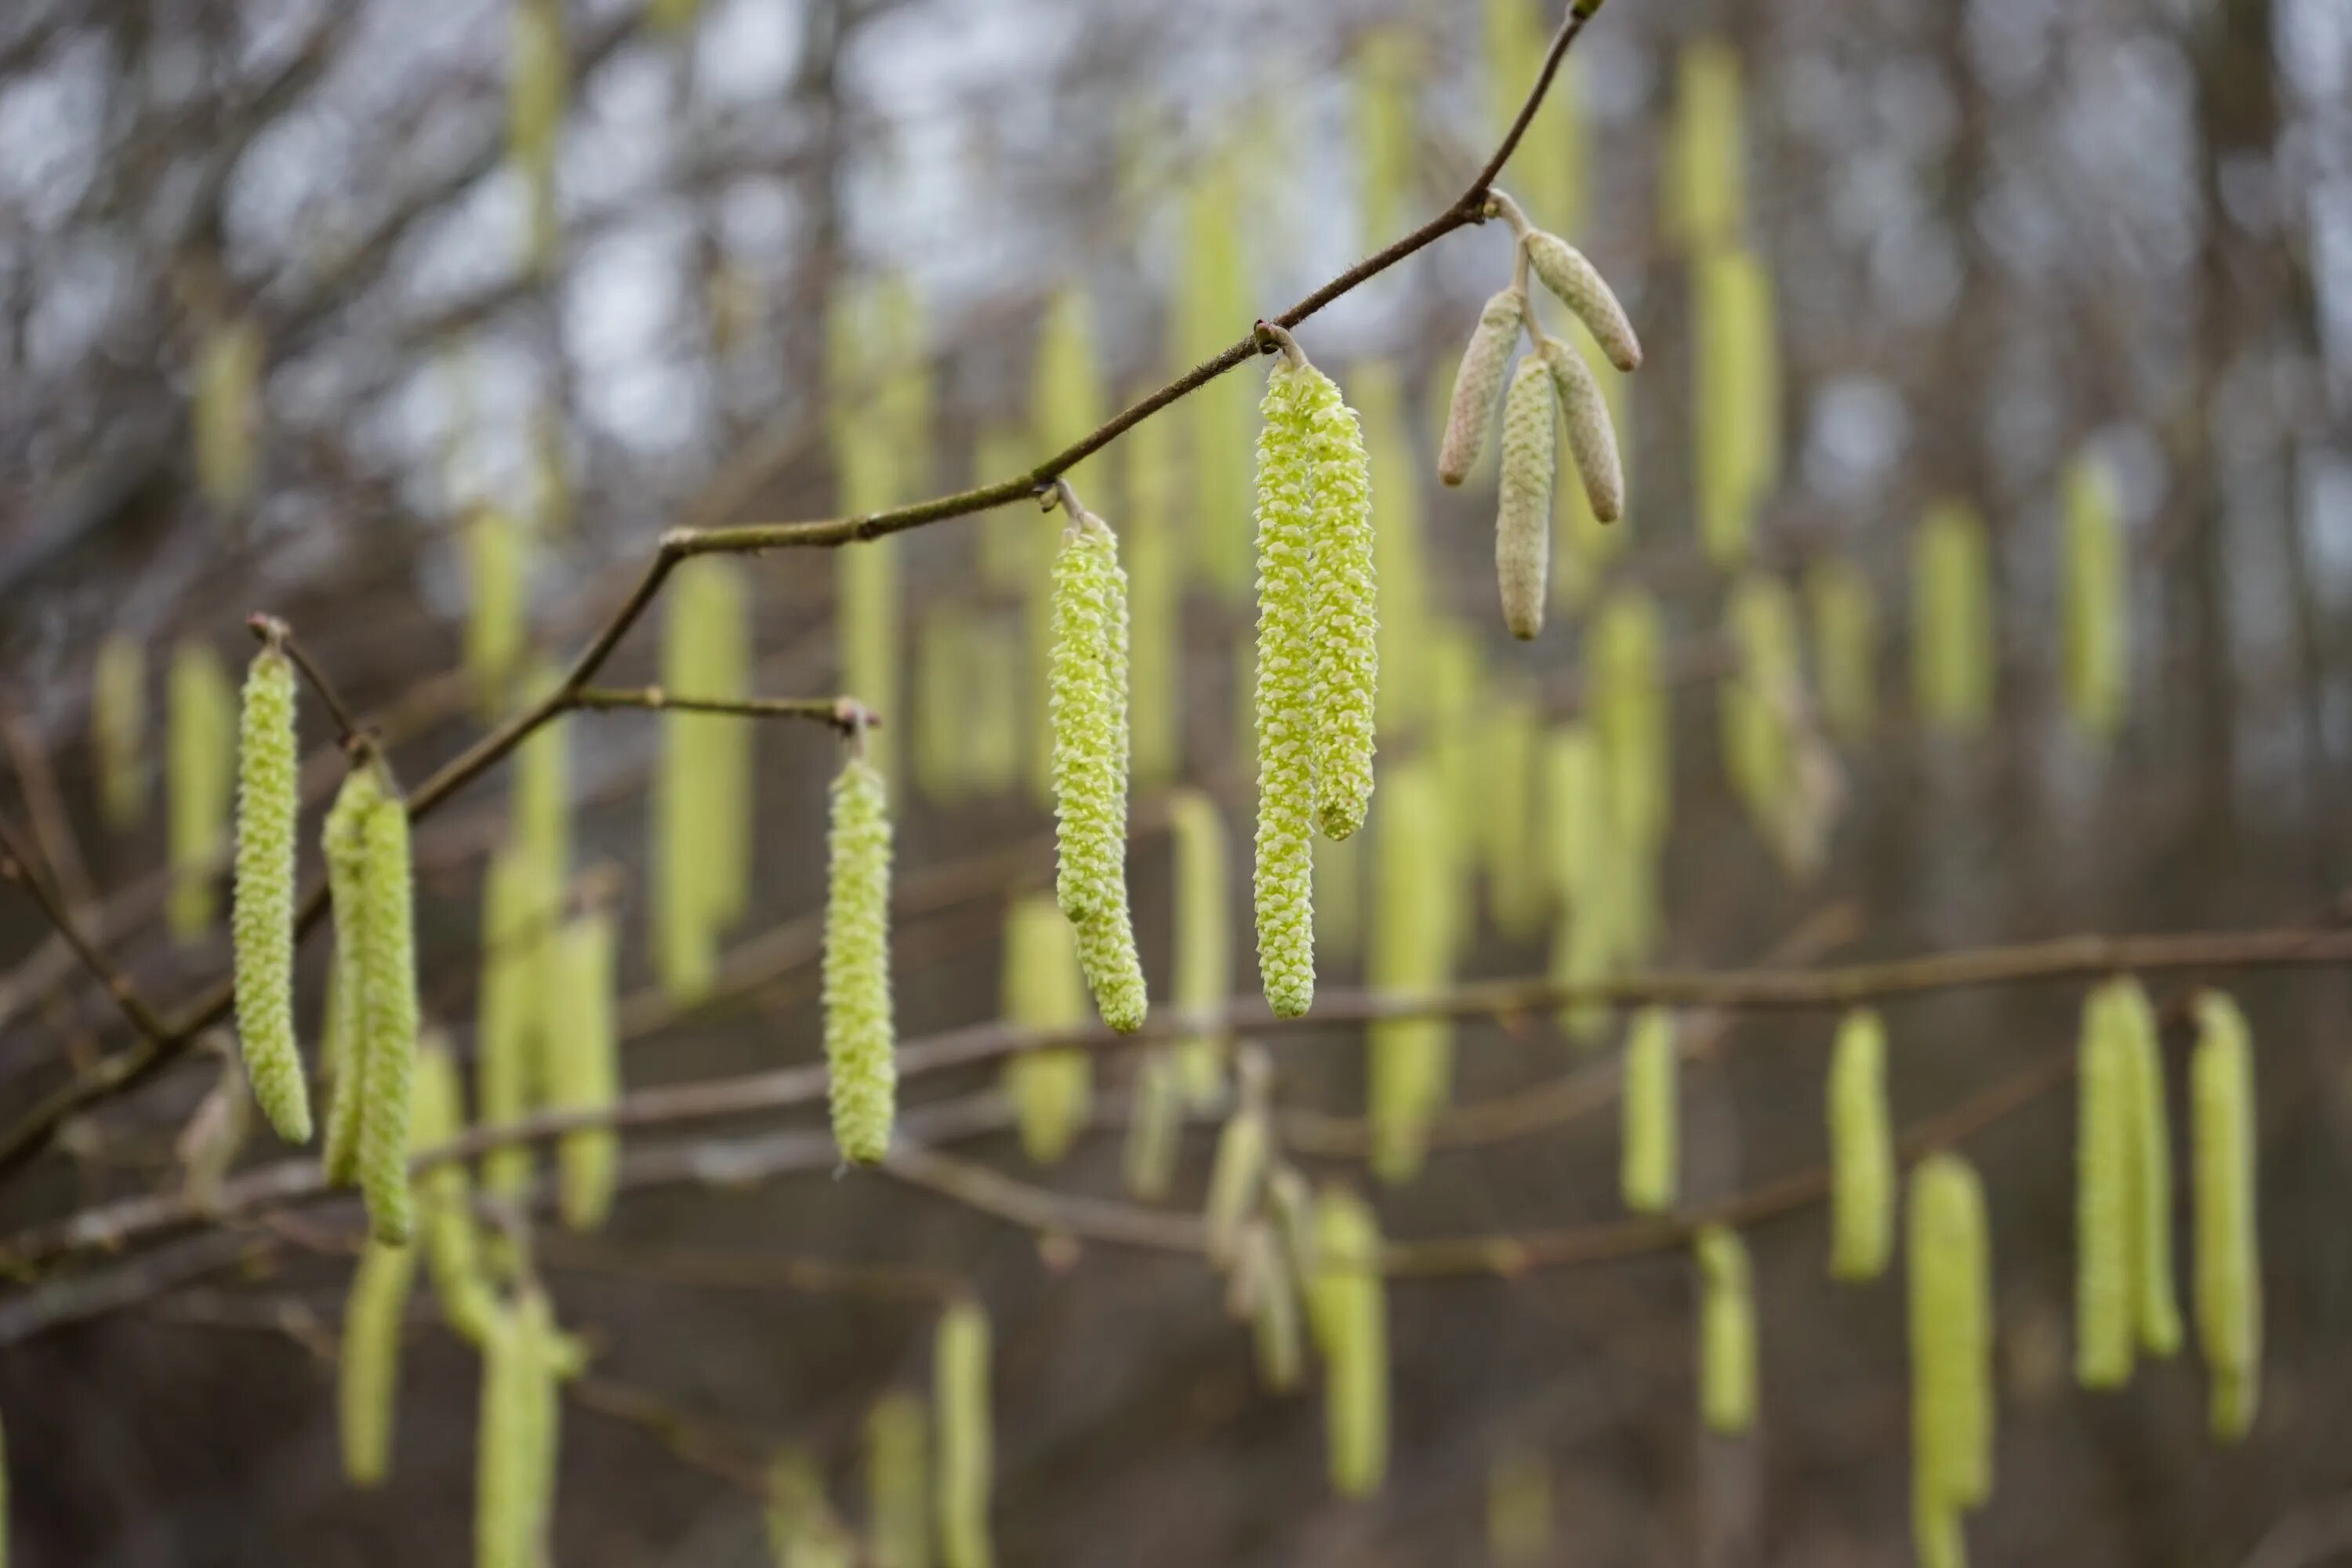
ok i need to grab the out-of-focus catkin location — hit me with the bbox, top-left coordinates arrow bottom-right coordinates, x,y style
1294,362 -> 1377,841
1439,289 -> 1525,487
1123,410 -> 1182,789
2062,454 -> 2128,744
412,1043 -> 498,1345
1368,760 -> 1452,1182
464,510 -> 528,718
1828,1009 -> 1894,1281
168,641 -> 235,942
231,643 -> 310,1142
338,1236 -> 418,1486
1666,38 -> 1744,249
823,753 -> 896,1166
1695,1225 -> 1756,1434
1352,27 -> 1417,250
1693,246 -> 1779,568
1913,502 -> 1994,734
194,316 -> 264,510
1479,683 -> 1544,940
1252,361 -> 1319,1018
766,1449 -> 852,1568
935,1299 -> 993,1568
1001,895 -> 1091,1165
2109,978 -> 2182,1357
1167,789 -> 1232,1106
1592,590 -> 1670,855
1909,1152 -> 1994,1534
1308,1186 -> 1388,1498
2191,990 -> 2260,1441
1806,555 -> 1878,741
866,1391 -> 930,1568
1495,356 -> 1558,640
1621,1007 -> 1678,1214
507,0 -> 566,272
95,633 -> 147,829
653,557 -> 750,1000
476,848 -> 553,1203
549,908 -> 619,1226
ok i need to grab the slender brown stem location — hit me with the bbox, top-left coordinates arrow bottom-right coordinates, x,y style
248,614 -> 366,750
565,686 -> 869,730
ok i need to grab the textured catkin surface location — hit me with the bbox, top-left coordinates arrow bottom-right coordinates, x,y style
321,768 -> 385,1188
823,755 -> 897,1164
1251,363 -> 1318,1018
354,785 -> 419,1246
338,1238 -> 418,1487
1439,289 -> 1523,485
1048,515 -> 1127,924
1620,1007 -> 1677,1215
230,646 -> 310,1142
1296,365 -> 1377,841
1496,356 -> 1557,639
1523,230 -> 1642,371
1540,336 -> 1624,524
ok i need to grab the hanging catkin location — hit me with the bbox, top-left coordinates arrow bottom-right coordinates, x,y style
1121,1054 -> 1180,1201
653,557 -> 749,1000
465,510 -> 528,719
1721,572 -> 1805,866
194,316 -> 263,511
1236,1221 -> 1304,1392
916,605 -> 971,804
1693,246 -> 1779,568
413,1043 -> 497,1345
935,1299 -> 993,1568
514,672 -> 571,892
1252,360 -> 1319,1018
477,848 -> 554,1203
866,1391 -> 931,1568
321,766 -> 383,1187
823,750 -> 896,1166
354,773 -> 420,1247
1367,760 -> 1452,1182
1827,1009 -> 1894,1281
1001,895 -> 1091,1165
1293,359 -> 1378,842
231,641 -> 310,1142
1522,234 -> 1642,373
94,633 -> 147,829
1909,1152 -> 1993,1543
1592,590 -> 1670,853
549,908 -> 619,1226
1806,555 -> 1878,741
1439,290 -> 1526,487
1695,1225 -> 1756,1434
1912,502 -> 1994,734
338,1236 -> 418,1486
2191,990 -> 2260,1440
475,1294 -> 553,1568
1203,1101 -> 1269,1269
1541,724 -> 1606,920
1483,688 -> 1547,940
168,641 -> 235,942
1308,1185 -> 1388,1498
1167,789 -> 1232,1105
2076,985 -> 2136,1386
1031,289 -> 1105,471
1665,38 -> 1744,250
2108,978 -> 2182,1356
1537,336 -> 1625,525
2062,454 -> 2127,744
1621,1007 -> 1678,1215
1048,506 -> 1129,924
1495,357 -> 1558,640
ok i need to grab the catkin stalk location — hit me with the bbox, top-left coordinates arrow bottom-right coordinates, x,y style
2192,991 -> 2260,1441
1695,1225 -> 1756,1434
1621,1007 -> 1678,1214
1001,895 -> 1091,1164
1308,1186 -> 1388,1498
1203,1103 -> 1269,1266
1537,336 -> 1625,524
1909,1153 -> 1993,1523
231,644 -> 310,1142
866,1391 -> 931,1568
1827,1008 -> 1894,1280
2075,985 -> 2136,1388
1495,357 -> 1558,640
935,1300 -> 993,1568
1439,290 -> 1525,486
549,910 -> 620,1226
168,641 -> 235,942
339,1237 -> 419,1487
1252,361 -> 1319,1018
94,633 -> 147,829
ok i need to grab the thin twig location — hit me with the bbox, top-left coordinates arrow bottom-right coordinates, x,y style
0,811 -> 174,1042
565,686 -> 872,731
248,614 -> 366,750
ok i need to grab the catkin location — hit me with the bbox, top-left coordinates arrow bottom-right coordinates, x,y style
1495,357 -> 1558,640
1722,573 -> 1805,866
2076,985 -> 2136,1386
413,1044 -> 498,1345
1486,0 -> 1585,233
1001,895 -> 1091,1165
1621,1007 -> 1678,1214
2110,979 -> 2182,1357
822,754 -> 897,1166
1240,1221 -> 1304,1392
1480,683 -> 1545,940
464,510 -> 528,718
94,633 -> 147,829
231,644 -> 310,1142
339,1236 -> 419,1487
1048,508 -> 1130,924
1439,289 -> 1525,487
477,848 -> 553,1203
1827,1009 -> 1895,1281
1031,289 -> 1105,466
1121,1054 -> 1180,1201
935,1299 -> 994,1568
474,1300 -> 539,1568
1666,38 -> 1744,249
321,766 -> 386,1189
1203,1101 -> 1269,1267
1178,160 -> 1258,598
1806,555 -> 1878,740
1909,1153 -> 1993,1521
1308,1186 -> 1388,1498
508,0 -> 566,271
1913,502 -> 1995,733
1541,724 -> 1606,918
168,641 -> 235,942
653,557 -> 750,1000
355,777 -> 420,1247
2191,991 -> 2260,1440
1537,336 -> 1625,524
1693,247 -> 1779,568
1167,789 -> 1232,1106
194,316 -> 264,510
2062,454 -> 2128,743
1592,590 -> 1670,854
1294,364 -> 1378,841
1523,233 -> 1642,372
1367,760 -> 1452,1182
549,909 -> 620,1226
1252,361 -> 1319,1018
1695,1225 -> 1756,1434
514,680 -> 571,894
866,1391 -> 931,1568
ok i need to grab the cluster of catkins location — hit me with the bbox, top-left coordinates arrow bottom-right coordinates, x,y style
1439,189 -> 1640,640
1250,326 -> 1377,1020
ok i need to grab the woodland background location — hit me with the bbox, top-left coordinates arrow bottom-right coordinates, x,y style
0,0 -> 2350,1563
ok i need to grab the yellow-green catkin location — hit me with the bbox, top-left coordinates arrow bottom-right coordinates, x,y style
1353,27 -> 1417,250
1295,363 -> 1378,842
1178,159 -> 1256,598
1693,246 -> 1779,568
1665,38 -> 1744,252
1828,1009 -> 1894,1281
832,278 -> 925,785
477,847 -> 553,1203
1695,1224 -> 1756,1434
1486,1447 -> 1553,1566
1909,1152 -> 1994,1555
338,1235 -> 419,1486
1253,361 -> 1319,1019
413,1044 -> 497,1345
464,509 -> 528,718
1002,895 -> 1091,1165
354,775 -> 420,1247
1204,1099 -> 1269,1269
1592,589 -> 1670,855
2062,454 -> 2128,744
1553,329 -> 1631,609
1621,1007 -> 1678,1214
232,644 -> 310,1142
1721,572 -> 1806,867
194,314 -> 264,510
1496,357 -> 1558,640
1237,1221 -> 1305,1392
1121,1054 -> 1181,1202
766,1450 -> 851,1568
1541,723 -> 1606,919
1308,1185 -> 1388,1498
1439,290 -> 1526,488
1806,555 -> 1878,741
549,909 -> 619,1227
94,633 -> 147,829
1368,760 -> 1452,1183
1167,789 -> 1232,1106
321,765 -> 384,1187
2191,991 -> 2260,1440
1523,234 -> 1643,376
167,641 -> 235,942
2075,985 -> 2136,1387
823,753 -> 896,1167
1480,683 -> 1545,941
509,0 -> 565,272
653,557 -> 750,1001
2109,979 -> 2182,1357
916,604 -> 971,804
1049,509 -> 1130,924
514,672 -> 571,892
1122,410 -> 1182,789
1033,288 -> 1105,475
475,1294 -> 558,1568
866,1392 -> 930,1568
935,1299 -> 993,1568
1537,334 -> 1628,532
1912,502 -> 1995,734
530,398 -> 571,536
1353,365 -> 1430,738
